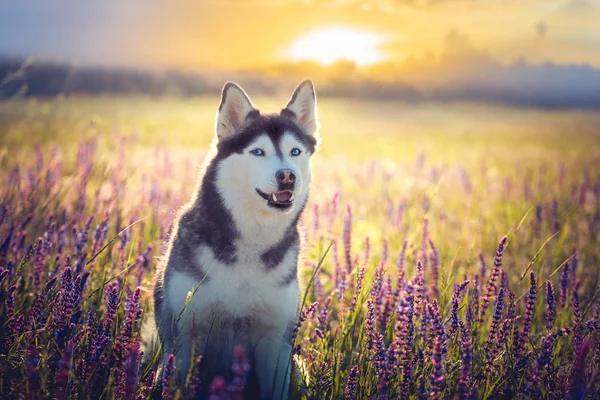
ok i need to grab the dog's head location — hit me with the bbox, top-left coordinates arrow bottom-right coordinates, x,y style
212,80 -> 319,217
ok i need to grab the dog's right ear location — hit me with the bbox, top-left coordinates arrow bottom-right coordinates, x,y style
215,82 -> 258,140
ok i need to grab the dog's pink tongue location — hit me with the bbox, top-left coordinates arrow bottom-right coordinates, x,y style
276,191 -> 292,202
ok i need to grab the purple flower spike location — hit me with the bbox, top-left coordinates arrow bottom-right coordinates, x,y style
545,281 -> 556,330
457,322 -> 472,399
430,336 -> 445,399
484,287 -> 505,374
559,262 -> 569,309
230,345 -> 250,400
516,271 -> 538,370
481,236 -> 507,321
344,365 -> 358,400
162,354 -> 176,400
343,204 -> 353,273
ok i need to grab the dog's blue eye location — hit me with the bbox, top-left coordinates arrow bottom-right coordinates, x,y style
290,148 -> 302,157
250,148 -> 265,156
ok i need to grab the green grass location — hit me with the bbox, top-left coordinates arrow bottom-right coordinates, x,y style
0,96 -> 599,399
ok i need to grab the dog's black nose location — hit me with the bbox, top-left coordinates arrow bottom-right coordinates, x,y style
276,169 -> 295,185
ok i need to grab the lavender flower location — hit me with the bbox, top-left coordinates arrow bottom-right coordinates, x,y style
312,202 -> 319,239
344,365 -> 358,400
572,285 -> 583,352
292,301 -> 319,344
481,236 -> 507,320
484,287 -> 505,374
230,345 -> 250,400
318,296 -> 332,329
545,281 -> 556,330
162,354 -> 176,400
414,260 -> 426,315
479,252 -> 487,283
395,240 -> 408,297
517,272 -> 538,369
343,204 -> 353,274
430,336 -> 445,399
381,237 -> 388,265
559,262 -> 569,308
567,340 -> 592,400
457,322 -> 472,399
209,376 -> 228,400
428,238 -> 440,299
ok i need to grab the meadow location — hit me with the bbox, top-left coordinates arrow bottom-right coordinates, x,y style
1,96 -> 600,399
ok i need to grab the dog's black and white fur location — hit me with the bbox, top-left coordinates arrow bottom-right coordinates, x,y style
154,80 -> 319,399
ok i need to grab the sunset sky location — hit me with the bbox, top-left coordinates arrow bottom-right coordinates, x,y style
1,1 -> 599,71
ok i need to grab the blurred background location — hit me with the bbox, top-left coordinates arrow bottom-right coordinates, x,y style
2,1 -> 600,105
1,0 -> 599,158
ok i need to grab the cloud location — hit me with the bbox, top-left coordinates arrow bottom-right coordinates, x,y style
234,29 -> 600,109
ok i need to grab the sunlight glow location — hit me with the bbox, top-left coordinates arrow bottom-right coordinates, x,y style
286,27 -> 386,66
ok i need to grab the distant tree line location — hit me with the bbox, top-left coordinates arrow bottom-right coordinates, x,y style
0,58 -> 215,98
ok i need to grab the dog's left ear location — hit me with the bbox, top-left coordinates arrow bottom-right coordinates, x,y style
216,82 -> 259,140
282,80 -> 319,136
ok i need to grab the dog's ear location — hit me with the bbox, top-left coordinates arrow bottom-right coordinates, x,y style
282,80 -> 319,136
216,82 -> 258,139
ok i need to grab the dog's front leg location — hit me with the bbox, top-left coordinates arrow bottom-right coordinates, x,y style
255,336 -> 293,400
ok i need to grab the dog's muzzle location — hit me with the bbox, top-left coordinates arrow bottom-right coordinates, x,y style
256,188 -> 295,210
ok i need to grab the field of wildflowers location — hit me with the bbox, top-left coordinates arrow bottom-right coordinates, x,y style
0,98 -> 599,399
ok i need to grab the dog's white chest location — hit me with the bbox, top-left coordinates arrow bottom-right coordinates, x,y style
167,244 -> 299,328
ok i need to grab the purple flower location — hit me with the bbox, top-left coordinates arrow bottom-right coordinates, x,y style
327,191 -> 339,233
528,328 -> 571,396
484,287 -> 505,374
162,354 -> 176,400
292,301 -> 319,345
379,275 -> 395,332
364,298 -> 377,351
230,345 -> 250,400
572,285 -> 583,352
209,376 -> 228,400
414,260 -> 426,315
318,296 -> 332,329
517,272 -> 538,369
363,236 -> 371,267
481,236 -> 507,321
457,322 -> 472,399
570,247 -> 578,284
54,340 -> 73,400
344,365 -> 358,400
32,237 -> 47,290
91,218 -> 109,255
381,237 -> 388,265
343,204 -> 353,273
545,281 -> 556,330
186,356 -> 203,398
498,290 -> 516,348
112,366 -> 127,399
103,282 -> 120,334
479,252 -> 488,282
28,276 -> 57,329
123,341 -> 141,400
567,340 -> 592,400
559,262 -> 569,309
430,336 -> 445,399
312,202 -> 319,239
395,240 -> 408,297
428,238 -> 440,299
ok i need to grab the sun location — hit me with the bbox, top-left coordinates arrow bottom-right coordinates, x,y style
286,27 -> 386,66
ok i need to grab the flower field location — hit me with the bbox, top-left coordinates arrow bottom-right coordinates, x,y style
0,97 -> 599,399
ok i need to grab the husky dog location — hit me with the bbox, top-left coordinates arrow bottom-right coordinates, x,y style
154,80 -> 319,399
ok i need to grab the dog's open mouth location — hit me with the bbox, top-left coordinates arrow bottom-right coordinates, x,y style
256,189 -> 295,209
